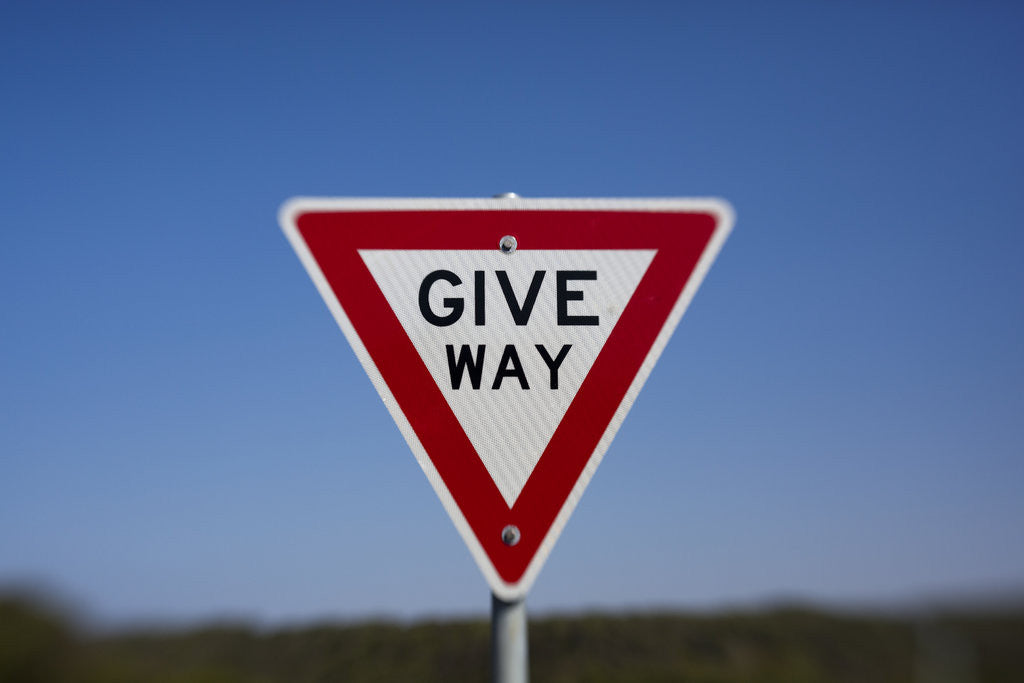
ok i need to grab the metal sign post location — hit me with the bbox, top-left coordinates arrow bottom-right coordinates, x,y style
491,198 -> 528,681
492,593 -> 529,683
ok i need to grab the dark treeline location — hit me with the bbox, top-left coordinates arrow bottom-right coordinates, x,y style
2,592 -> 1022,682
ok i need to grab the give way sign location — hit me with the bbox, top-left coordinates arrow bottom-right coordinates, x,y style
280,197 -> 732,600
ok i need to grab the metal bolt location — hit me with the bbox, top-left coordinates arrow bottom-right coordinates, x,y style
501,524 -> 521,546
495,193 -> 520,255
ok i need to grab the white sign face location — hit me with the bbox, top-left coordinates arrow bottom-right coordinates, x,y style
360,249 -> 655,506
281,197 -> 733,599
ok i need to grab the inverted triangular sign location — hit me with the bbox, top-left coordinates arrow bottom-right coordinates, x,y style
280,197 -> 732,600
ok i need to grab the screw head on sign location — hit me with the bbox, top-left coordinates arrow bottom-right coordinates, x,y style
501,524 -> 521,546
499,235 -> 518,254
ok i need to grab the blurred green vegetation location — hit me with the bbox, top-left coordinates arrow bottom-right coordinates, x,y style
1,593 -> 1022,682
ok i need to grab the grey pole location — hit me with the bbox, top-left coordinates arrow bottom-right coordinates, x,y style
490,190 -> 529,683
491,593 -> 529,683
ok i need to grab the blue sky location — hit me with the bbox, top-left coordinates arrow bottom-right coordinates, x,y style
2,1 -> 1023,624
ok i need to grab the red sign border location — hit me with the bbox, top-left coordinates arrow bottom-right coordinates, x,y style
281,198 -> 732,599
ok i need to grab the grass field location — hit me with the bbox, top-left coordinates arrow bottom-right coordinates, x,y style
2,592 -> 1022,682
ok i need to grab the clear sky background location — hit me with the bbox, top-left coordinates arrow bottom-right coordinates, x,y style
2,1 -> 1022,625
